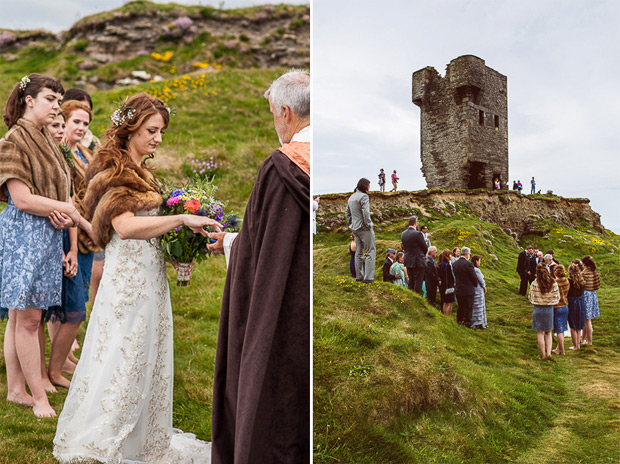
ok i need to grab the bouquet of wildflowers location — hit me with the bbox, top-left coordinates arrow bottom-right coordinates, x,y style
157,176 -> 239,286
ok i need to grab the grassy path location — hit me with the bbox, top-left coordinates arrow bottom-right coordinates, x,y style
516,334 -> 620,463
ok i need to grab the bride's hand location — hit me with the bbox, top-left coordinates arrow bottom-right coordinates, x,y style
183,215 -> 223,236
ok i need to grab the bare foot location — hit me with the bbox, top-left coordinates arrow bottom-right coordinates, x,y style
551,349 -> 560,354
42,376 -> 58,394
33,401 -> 56,418
7,391 -> 34,407
49,373 -> 71,389
62,359 -> 76,375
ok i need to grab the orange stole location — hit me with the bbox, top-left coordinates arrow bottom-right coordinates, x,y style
279,141 -> 310,177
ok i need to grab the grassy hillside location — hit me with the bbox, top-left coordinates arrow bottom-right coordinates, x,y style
0,4 -> 299,462
313,208 -> 620,463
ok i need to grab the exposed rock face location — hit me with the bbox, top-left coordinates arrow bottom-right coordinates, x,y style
0,4 -> 309,70
412,55 -> 509,190
316,190 -> 604,237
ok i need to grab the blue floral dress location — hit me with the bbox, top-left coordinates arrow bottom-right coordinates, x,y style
0,191 -> 63,319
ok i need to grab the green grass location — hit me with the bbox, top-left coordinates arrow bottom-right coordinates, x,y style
314,210 -> 620,463
0,258 -> 227,463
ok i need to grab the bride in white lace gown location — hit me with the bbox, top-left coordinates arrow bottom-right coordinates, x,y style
53,94 -> 220,463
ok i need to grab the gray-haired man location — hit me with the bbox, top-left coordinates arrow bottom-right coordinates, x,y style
452,246 -> 478,326
208,70 -> 310,463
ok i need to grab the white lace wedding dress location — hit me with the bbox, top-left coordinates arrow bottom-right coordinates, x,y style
53,223 -> 211,464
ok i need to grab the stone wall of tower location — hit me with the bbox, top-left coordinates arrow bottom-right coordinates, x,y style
412,55 -> 509,189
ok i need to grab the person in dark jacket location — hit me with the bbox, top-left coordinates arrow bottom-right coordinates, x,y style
207,70 -> 310,463
401,216 -> 428,295
452,246 -> 478,327
438,249 -> 455,315
424,246 -> 439,306
516,245 -> 534,295
382,248 -> 401,283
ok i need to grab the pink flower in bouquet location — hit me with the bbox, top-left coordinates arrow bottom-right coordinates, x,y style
184,199 -> 201,214
167,196 -> 182,207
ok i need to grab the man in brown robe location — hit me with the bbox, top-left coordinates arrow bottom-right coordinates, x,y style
208,70 -> 310,463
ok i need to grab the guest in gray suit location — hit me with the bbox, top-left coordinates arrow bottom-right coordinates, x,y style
401,216 -> 428,295
346,178 -> 375,283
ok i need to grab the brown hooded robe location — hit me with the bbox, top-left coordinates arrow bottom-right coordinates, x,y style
211,149 -> 310,464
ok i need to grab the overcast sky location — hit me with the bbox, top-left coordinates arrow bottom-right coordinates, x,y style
0,0 -> 306,33
313,0 -> 620,233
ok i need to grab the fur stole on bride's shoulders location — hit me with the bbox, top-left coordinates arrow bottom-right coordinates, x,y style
82,152 -> 163,248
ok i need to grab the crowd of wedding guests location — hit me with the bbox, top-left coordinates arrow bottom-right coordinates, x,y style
375,217 -> 488,329
345,205 -> 603,358
518,246 -> 601,359
0,74 -> 101,417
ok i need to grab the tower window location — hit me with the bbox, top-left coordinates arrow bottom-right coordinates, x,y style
494,115 -> 500,130
478,110 -> 484,126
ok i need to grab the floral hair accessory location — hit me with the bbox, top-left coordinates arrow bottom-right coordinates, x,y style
19,76 -> 30,92
111,97 -> 136,126
166,105 -> 176,117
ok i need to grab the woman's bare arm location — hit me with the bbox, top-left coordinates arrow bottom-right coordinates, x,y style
7,179 -> 76,219
111,211 -> 222,241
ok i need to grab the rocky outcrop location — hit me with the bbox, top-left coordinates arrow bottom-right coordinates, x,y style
316,189 -> 604,237
1,2 -> 309,71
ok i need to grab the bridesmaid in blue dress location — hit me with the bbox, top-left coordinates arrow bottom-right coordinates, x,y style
0,74 -> 93,417
45,100 -> 94,389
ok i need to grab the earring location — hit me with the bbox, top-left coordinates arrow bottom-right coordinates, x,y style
128,135 -> 132,141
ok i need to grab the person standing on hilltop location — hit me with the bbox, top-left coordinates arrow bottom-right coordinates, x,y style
346,178 -> 375,283
530,176 -> 536,194
390,169 -> 399,192
378,168 -> 386,192
401,216 -> 427,295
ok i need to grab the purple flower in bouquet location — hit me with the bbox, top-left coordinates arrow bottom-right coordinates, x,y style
167,196 -> 182,207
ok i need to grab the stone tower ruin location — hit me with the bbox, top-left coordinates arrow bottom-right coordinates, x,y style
412,55 -> 508,189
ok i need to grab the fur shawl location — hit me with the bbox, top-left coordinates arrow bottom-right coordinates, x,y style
82,153 -> 163,248
69,143 -> 98,253
0,118 -> 71,202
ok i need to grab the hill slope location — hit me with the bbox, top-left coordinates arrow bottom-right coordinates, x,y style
313,198 -> 620,463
